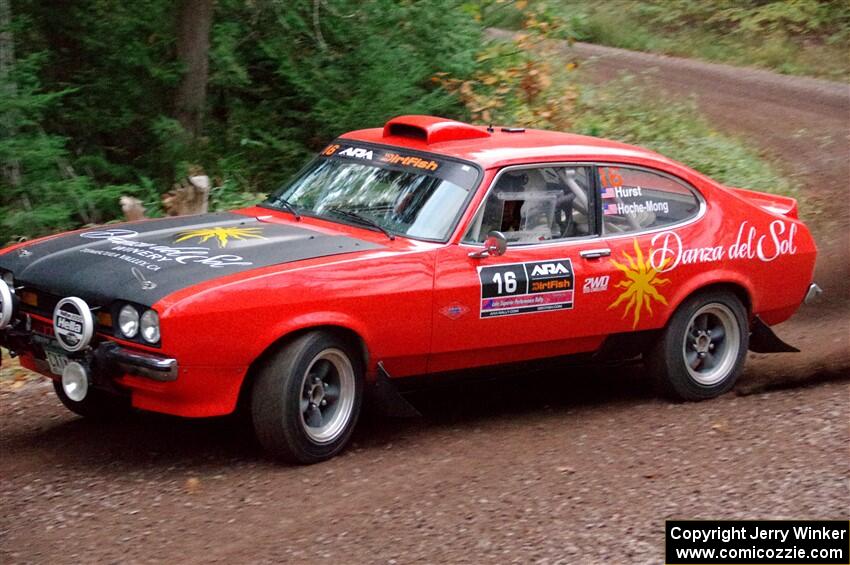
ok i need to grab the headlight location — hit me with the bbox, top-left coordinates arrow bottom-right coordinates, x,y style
140,309 -> 160,344
118,305 -> 139,338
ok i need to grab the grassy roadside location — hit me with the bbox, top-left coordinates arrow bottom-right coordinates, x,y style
485,0 -> 849,81
460,28 -> 795,198
571,75 -> 794,197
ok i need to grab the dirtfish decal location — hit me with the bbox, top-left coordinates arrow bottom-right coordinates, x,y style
608,239 -> 670,328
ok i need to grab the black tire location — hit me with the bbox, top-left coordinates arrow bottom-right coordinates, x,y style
53,380 -> 131,419
647,290 -> 748,401
251,331 -> 363,464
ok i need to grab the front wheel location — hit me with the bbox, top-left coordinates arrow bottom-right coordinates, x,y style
251,332 -> 363,464
647,290 -> 749,400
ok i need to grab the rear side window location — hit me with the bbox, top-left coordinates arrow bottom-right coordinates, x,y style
598,166 -> 700,234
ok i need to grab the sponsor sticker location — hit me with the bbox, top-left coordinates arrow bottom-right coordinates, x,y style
582,275 -> 610,294
608,239 -> 670,328
53,297 -> 94,352
337,147 -> 374,160
478,259 -> 574,318
174,226 -> 265,248
319,142 -> 478,189
439,302 -> 470,320
380,152 -> 440,172
79,229 -> 254,271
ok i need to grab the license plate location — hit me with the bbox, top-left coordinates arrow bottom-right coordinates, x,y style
46,351 -> 70,376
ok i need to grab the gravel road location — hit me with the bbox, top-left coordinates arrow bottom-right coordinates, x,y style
2,43 -> 848,564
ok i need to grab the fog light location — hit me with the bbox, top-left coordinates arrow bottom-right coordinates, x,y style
61,362 -> 89,402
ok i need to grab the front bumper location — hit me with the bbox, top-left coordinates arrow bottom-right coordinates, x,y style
97,342 -> 178,382
2,308 -> 245,418
1,323 -> 178,384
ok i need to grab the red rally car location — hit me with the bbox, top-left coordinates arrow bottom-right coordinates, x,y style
0,115 -> 820,463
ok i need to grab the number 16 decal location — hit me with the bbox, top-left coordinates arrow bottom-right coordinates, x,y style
478,259 -> 574,318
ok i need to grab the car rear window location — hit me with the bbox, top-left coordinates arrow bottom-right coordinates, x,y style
598,166 -> 701,235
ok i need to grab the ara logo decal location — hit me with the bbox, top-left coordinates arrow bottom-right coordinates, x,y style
174,226 -> 265,248
530,263 -> 570,277
338,147 -> 373,160
608,239 -> 670,328
582,275 -> 609,294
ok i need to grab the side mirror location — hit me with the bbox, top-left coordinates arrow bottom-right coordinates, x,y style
468,230 -> 507,259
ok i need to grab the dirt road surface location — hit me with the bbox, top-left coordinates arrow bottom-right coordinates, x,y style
2,43 -> 849,564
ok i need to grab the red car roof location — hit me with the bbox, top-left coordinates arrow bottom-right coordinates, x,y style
340,114 -> 676,170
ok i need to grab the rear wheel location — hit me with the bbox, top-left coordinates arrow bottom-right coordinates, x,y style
648,290 -> 748,400
53,380 -> 131,419
251,332 -> 363,464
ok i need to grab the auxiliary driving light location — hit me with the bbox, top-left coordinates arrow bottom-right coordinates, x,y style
61,362 -> 89,402
0,278 -> 12,330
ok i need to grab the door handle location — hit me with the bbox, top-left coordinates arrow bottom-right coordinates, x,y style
579,248 -> 611,259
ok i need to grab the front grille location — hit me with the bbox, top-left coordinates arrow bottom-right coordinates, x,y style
29,317 -> 54,338
18,286 -> 61,320
18,286 -> 114,335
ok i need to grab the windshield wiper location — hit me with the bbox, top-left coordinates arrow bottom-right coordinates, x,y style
272,196 -> 301,220
326,207 -> 395,240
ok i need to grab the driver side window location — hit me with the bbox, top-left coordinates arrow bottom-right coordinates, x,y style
464,166 -> 594,244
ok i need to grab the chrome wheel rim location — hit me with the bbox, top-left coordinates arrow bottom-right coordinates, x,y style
682,303 -> 740,386
299,348 -> 355,444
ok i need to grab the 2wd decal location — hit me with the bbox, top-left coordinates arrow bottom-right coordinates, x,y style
582,275 -> 609,294
478,259 -> 574,318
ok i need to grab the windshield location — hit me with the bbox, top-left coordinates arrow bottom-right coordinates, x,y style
265,143 -> 480,241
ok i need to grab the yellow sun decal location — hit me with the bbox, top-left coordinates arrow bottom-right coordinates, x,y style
608,239 -> 671,328
174,226 -> 265,248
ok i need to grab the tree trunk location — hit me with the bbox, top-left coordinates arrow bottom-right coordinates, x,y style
0,0 -> 21,188
174,0 -> 214,138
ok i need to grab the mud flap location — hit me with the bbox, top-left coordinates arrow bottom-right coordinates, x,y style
366,361 -> 421,418
749,316 -> 799,353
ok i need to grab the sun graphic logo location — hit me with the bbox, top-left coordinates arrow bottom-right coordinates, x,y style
174,226 -> 265,248
608,239 -> 671,328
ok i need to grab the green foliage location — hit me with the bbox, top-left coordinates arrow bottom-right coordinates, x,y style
574,76 -> 792,195
495,0 -> 850,80
2,0 -> 489,244
1,0 -> 798,246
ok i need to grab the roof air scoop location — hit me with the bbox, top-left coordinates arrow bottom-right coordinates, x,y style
383,115 -> 491,144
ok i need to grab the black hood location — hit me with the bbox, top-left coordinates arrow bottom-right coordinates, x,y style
0,212 -> 382,305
